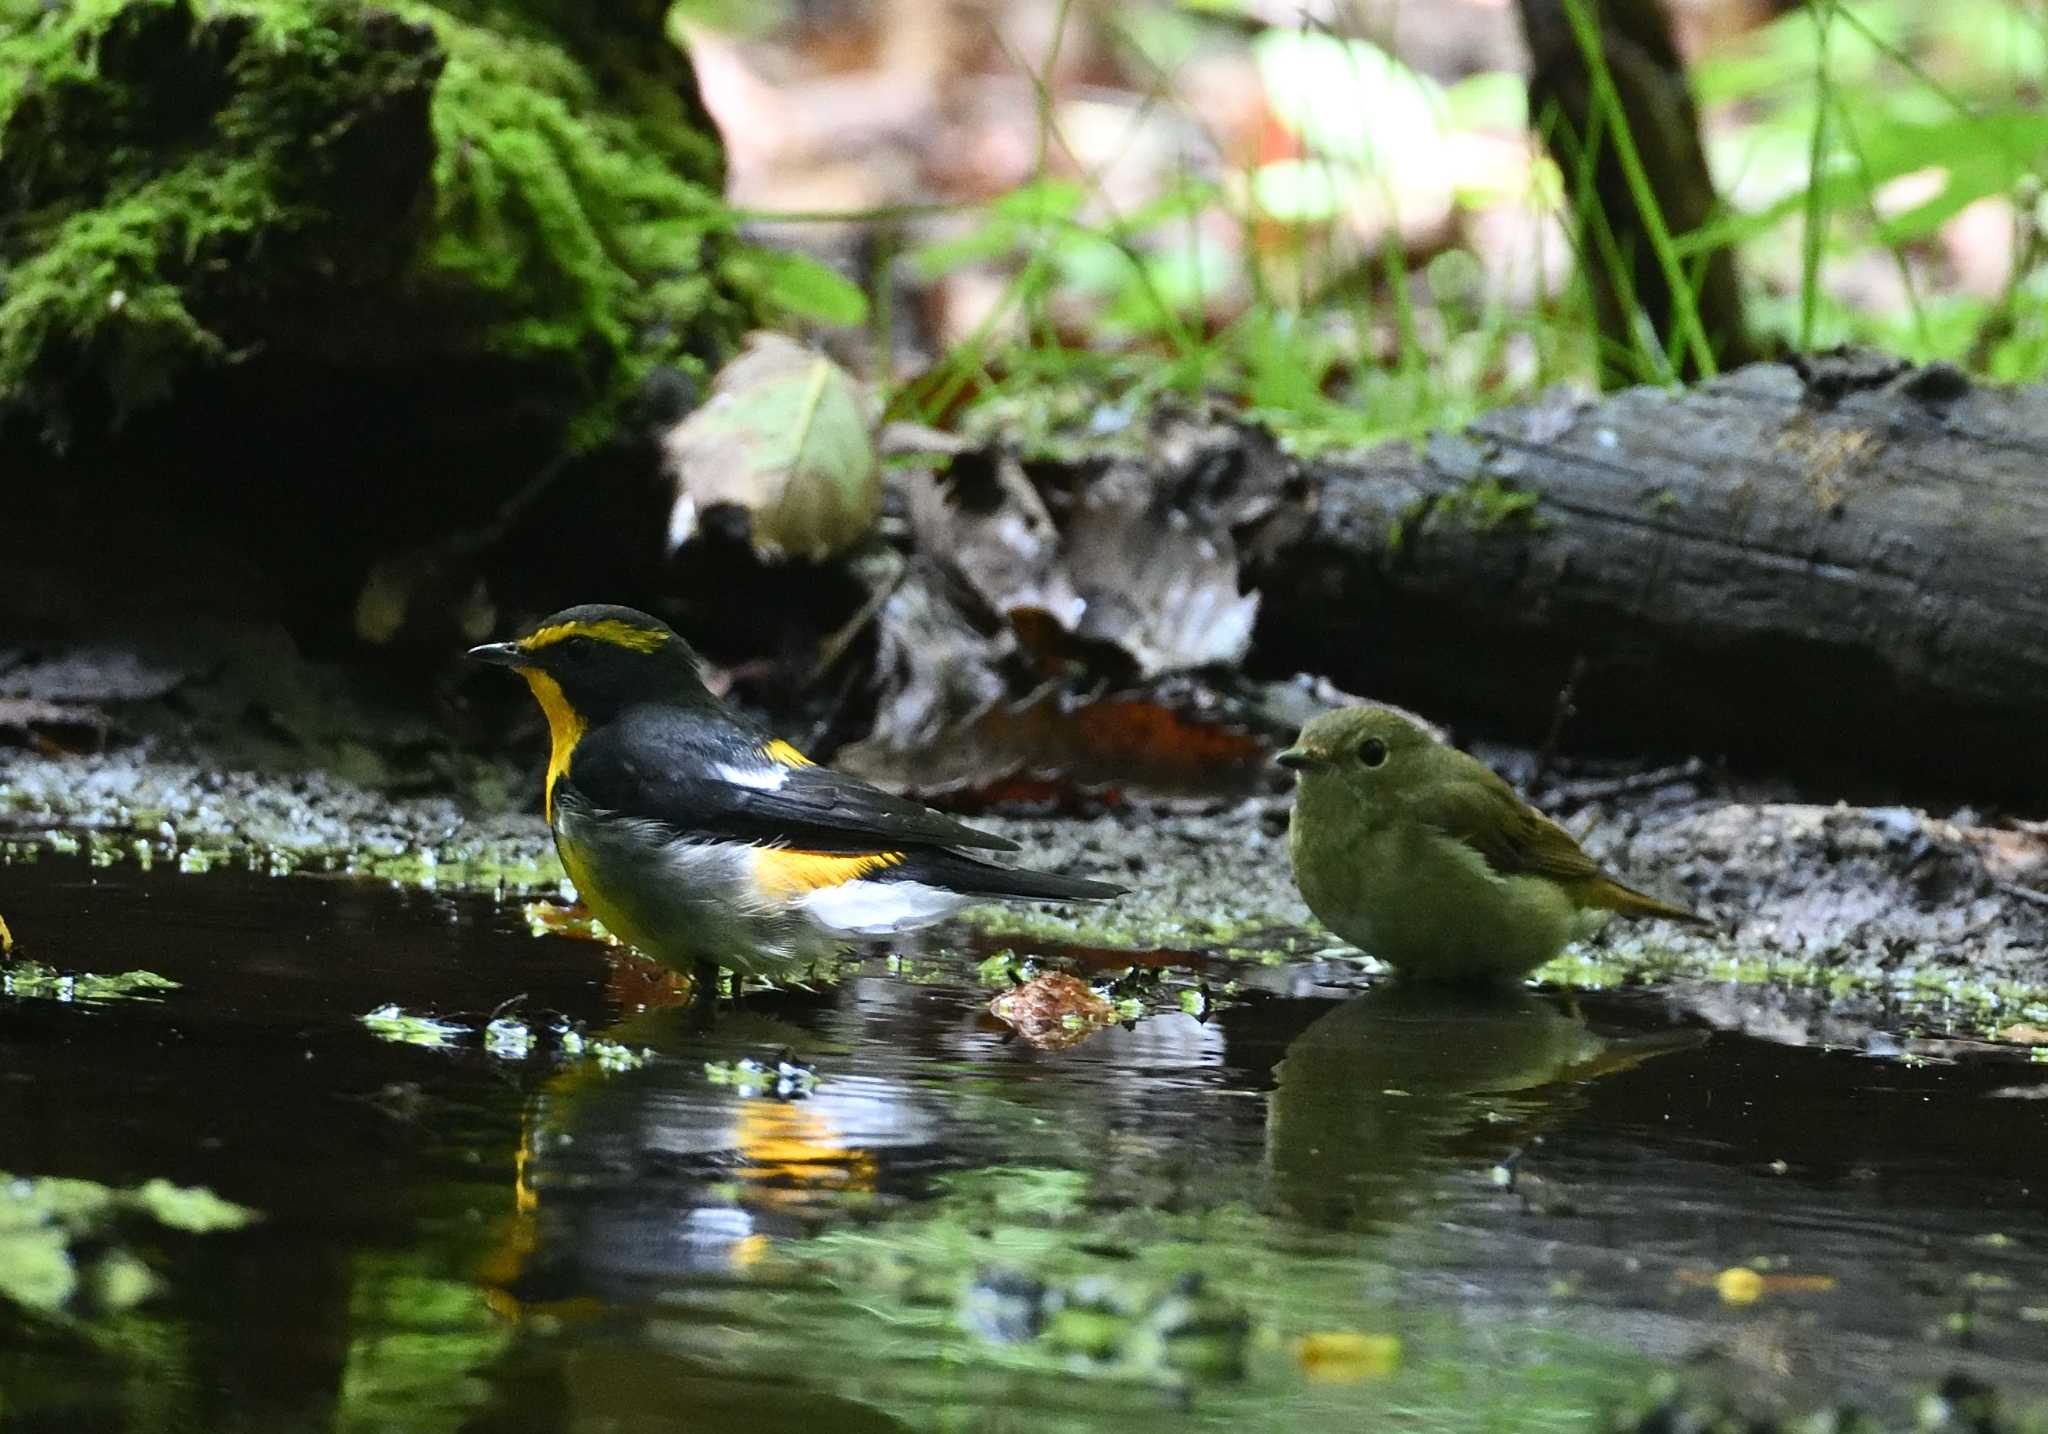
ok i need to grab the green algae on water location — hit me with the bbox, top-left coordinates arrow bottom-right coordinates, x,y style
1,961 -> 180,1004
0,1171 -> 257,1317
361,1004 -> 469,1049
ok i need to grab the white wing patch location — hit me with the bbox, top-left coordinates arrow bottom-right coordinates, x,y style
714,762 -> 790,792
799,879 -> 969,935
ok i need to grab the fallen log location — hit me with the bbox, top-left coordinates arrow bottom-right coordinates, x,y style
1243,355 -> 2048,803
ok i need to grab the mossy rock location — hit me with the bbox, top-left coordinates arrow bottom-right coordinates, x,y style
0,0 -> 745,440
0,0 -> 750,632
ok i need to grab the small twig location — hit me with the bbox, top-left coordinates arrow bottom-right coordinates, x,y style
1533,653 -> 1588,787
1997,881 -> 2048,910
1552,758 -> 1709,810
807,542 -> 906,682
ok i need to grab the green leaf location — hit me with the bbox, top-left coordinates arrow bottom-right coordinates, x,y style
1252,30 -> 1445,170
725,247 -> 870,326
910,218 -> 1022,280
995,178 -> 1087,223
1250,160 -> 1351,225
664,332 -> 881,562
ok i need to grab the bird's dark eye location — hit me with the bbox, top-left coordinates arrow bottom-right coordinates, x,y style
1358,738 -> 1388,768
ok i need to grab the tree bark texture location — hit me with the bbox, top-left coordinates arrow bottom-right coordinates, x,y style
1243,356 -> 2048,801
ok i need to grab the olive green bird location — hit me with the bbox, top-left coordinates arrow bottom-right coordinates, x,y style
1279,706 -> 1709,982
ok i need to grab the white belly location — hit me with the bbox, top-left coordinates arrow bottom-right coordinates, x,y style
552,796 -> 969,976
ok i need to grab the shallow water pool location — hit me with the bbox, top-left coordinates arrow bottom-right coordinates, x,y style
4,854 -> 2047,1433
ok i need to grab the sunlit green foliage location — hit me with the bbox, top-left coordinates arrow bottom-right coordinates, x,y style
810,1 -> 2048,448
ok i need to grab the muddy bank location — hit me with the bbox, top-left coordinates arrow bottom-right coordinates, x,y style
4,729 -> 2044,1011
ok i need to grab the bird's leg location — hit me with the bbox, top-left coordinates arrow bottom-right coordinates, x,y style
688,959 -> 722,1030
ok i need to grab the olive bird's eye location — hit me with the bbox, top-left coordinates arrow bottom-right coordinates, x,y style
1358,738 -> 1389,768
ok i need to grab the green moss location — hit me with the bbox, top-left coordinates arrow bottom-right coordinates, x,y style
0,0 -> 436,436
0,0 -> 746,446
407,1 -> 738,446
1437,474 -> 1547,533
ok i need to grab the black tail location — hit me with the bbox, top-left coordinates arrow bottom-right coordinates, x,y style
895,849 -> 1125,902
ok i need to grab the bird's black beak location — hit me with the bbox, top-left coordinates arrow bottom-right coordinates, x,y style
1275,746 -> 1314,771
466,641 -> 525,667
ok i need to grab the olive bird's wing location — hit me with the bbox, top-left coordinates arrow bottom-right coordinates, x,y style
1404,769 -> 1605,885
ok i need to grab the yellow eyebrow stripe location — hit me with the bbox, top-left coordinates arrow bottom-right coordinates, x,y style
752,849 -> 902,897
763,739 -> 814,768
519,619 -> 669,654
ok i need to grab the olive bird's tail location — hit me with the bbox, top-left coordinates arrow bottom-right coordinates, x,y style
1581,876 -> 1711,927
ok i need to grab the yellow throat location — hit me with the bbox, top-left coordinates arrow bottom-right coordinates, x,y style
518,668 -> 586,822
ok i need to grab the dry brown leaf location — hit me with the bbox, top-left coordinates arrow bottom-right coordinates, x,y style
902,452 -> 1081,629
0,697 -> 108,751
839,686 -> 1271,808
988,972 -> 1117,1050
522,902 -> 615,945
1059,459 -> 1260,678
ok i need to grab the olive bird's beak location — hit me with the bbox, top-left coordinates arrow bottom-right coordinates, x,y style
1275,746 -> 1314,771
466,642 -> 525,667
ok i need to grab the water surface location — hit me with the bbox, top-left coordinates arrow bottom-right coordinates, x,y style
5,855 -> 2047,1432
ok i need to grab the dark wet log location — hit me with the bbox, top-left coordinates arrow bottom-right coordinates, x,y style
1244,356 -> 2048,802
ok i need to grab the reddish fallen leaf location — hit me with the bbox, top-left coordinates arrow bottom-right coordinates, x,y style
840,689 -> 1270,810
603,950 -> 699,1012
988,972 -> 1117,1050
523,902 -> 614,944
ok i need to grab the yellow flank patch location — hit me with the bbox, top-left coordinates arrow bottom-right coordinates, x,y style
519,618 -> 669,654
762,738 -> 814,767
519,669 -> 587,822
753,848 -> 902,897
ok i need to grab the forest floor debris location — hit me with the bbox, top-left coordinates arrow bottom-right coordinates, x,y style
3,724 -> 2045,1021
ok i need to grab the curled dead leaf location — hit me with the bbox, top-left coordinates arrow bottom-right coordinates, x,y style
522,902 -> 614,945
664,332 -> 880,562
838,685 -> 1271,808
988,971 -> 1118,1050
898,415 -> 1290,683
0,697 -> 108,753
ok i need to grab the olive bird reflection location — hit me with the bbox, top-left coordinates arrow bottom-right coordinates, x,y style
1267,985 -> 1703,1231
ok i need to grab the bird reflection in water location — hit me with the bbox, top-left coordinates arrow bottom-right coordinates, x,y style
1267,983 -> 1703,1232
479,975 -> 905,1314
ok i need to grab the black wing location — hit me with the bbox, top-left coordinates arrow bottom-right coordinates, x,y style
563,704 -> 1019,854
